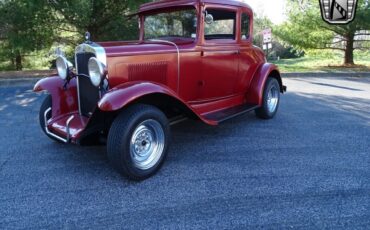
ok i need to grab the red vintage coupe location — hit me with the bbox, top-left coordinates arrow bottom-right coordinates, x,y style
34,0 -> 286,180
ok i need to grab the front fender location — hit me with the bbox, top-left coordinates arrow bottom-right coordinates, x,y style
246,63 -> 283,106
33,75 -> 64,93
98,81 -> 217,125
33,76 -> 79,117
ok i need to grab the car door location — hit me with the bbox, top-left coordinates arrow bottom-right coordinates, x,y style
199,8 -> 240,101
235,11 -> 257,94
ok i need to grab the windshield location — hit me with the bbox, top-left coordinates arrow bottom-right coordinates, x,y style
144,8 -> 197,41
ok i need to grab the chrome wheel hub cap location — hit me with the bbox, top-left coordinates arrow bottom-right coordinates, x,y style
267,85 -> 279,113
130,119 -> 165,170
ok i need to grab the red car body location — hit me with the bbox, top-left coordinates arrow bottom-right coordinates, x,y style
34,0 -> 285,145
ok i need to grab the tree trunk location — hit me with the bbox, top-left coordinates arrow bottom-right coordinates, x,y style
11,57 -> 15,68
15,51 -> 22,70
344,33 -> 355,65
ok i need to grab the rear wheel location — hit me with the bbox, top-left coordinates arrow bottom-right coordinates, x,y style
255,78 -> 281,119
107,104 -> 170,181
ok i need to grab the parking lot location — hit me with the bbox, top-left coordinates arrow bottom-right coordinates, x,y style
1,76 -> 370,229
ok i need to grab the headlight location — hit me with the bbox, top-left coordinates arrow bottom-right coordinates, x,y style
56,56 -> 73,80
56,56 -> 70,80
88,57 -> 106,87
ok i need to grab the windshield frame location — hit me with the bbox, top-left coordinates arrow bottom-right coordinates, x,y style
139,6 -> 200,44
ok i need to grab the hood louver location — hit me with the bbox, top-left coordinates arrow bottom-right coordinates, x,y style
128,61 -> 168,84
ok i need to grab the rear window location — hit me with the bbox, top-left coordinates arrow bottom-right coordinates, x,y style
241,13 -> 250,40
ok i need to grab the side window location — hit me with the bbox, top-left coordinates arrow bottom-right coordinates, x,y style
204,9 -> 236,40
241,13 -> 250,40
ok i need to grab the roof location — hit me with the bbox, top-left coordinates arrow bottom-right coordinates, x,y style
139,0 -> 251,13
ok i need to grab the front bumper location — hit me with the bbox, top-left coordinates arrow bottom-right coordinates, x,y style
44,109 -> 89,144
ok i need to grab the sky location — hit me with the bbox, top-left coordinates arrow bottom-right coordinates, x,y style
240,0 -> 287,24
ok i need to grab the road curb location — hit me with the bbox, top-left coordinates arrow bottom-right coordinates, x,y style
282,72 -> 370,78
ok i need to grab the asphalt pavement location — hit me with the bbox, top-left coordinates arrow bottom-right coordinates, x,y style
0,76 -> 370,229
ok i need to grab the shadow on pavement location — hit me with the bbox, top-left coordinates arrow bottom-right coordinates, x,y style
0,83 -> 370,228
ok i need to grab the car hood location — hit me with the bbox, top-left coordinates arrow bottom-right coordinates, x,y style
98,40 -> 193,57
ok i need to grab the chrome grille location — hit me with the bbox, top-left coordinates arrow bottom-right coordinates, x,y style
76,52 -> 100,117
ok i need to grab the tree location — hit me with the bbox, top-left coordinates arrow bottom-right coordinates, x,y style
275,0 -> 370,65
0,0 -> 55,70
252,15 -> 303,60
253,16 -> 273,47
0,0 -> 149,70
49,0 -> 149,42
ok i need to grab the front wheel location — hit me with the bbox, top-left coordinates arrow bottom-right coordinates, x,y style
255,78 -> 281,119
107,104 -> 170,181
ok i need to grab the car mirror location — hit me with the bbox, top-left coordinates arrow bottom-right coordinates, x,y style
204,11 -> 214,24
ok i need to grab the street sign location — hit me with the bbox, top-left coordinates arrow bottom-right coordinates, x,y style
262,28 -> 272,60
262,28 -> 272,43
263,43 -> 272,50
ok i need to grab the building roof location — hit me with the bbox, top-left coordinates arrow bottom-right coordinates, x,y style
139,0 -> 251,13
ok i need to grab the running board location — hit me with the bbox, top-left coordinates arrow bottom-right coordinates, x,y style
203,104 -> 259,123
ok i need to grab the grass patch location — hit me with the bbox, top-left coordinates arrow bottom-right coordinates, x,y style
272,51 -> 370,73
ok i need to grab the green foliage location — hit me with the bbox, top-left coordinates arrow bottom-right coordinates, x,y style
50,0 -> 148,42
252,15 -> 303,59
275,0 -> 370,65
0,0 -> 56,70
275,0 -> 333,50
272,51 -> 370,73
1,0 -> 367,70
0,0 -> 150,70
253,16 -> 273,47
0,0 -> 55,49
270,41 -> 304,59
